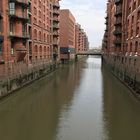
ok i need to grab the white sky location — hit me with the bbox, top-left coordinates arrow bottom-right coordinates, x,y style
60,0 -> 107,48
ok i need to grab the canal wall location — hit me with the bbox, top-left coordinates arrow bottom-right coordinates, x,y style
102,54 -> 140,99
0,61 -> 59,99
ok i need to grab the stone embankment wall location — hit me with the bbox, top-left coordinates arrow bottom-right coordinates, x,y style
102,54 -> 140,98
0,62 -> 59,98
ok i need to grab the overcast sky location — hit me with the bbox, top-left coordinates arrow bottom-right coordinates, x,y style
60,0 -> 107,48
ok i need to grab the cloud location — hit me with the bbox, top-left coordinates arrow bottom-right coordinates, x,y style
60,0 -> 107,48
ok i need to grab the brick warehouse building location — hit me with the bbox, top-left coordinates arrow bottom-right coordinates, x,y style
0,1 -> 28,63
127,0 -> 140,56
59,9 -> 76,61
27,0 -> 61,63
102,0 -> 140,94
30,0 -> 60,63
59,10 -> 89,61
103,0 -> 140,55
0,0 -> 61,78
75,24 -> 89,53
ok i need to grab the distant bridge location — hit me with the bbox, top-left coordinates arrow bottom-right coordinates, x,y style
76,49 -> 102,56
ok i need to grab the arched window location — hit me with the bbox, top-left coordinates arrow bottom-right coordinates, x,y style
47,46 -> 49,52
34,45 -> 38,52
44,46 -> 46,52
44,33 -> 46,42
130,42 -> 132,52
135,42 -> 138,53
47,35 -> 49,43
39,31 -> 41,41
136,26 -> 139,35
47,46 -> 50,58
40,45 -> 42,52
133,1 -> 136,11
34,29 -> 37,40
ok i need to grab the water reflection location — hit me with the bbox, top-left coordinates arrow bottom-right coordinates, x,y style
56,57 -> 106,140
102,68 -> 140,140
0,59 -> 84,140
0,57 -> 139,140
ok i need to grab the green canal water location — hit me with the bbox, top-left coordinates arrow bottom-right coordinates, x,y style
0,56 -> 140,140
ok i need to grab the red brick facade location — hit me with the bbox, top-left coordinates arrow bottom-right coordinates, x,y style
59,10 -> 89,61
127,0 -> 140,56
59,9 -> 76,60
0,0 -> 89,77
103,0 -> 140,56
0,0 -> 60,78
75,24 -> 89,53
30,0 -> 60,63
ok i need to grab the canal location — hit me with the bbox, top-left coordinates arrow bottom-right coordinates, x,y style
0,56 -> 140,140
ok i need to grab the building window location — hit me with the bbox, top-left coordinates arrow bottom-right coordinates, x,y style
34,17 -> 37,24
43,23 -> 45,28
34,7 -> 37,15
130,42 -> 132,52
44,33 -> 46,42
126,31 -> 128,38
39,10 -> 41,18
22,24 -> 26,36
39,31 -> 41,41
44,46 -> 46,52
39,20 -> 41,26
136,26 -> 139,35
34,45 -> 38,52
131,29 -> 133,37
11,42 -> 14,55
132,16 -> 134,24
47,35 -> 49,43
43,5 -> 45,12
47,47 -> 50,58
34,29 -> 37,40
133,2 -> 136,11
129,7 -> 131,14
135,42 -> 138,53
10,22 -> 14,33
9,3 -> 15,15
39,1 -> 41,8
127,19 -> 129,27
39,45 -> 42,53
34,0 -> 37,4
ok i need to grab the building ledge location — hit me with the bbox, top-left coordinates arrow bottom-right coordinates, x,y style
113,30 -> 122,36
53,18 -> 59,23
9,0 -> 29,8
16,48 -> 27,52
114,11 -> 122,17
114,0 -> 122,5
53,31 -> 59,36
114,21 -> 122,26
9,33 -> 29,41
53,42 -> 59,46
53,11 -> 59,16
53,25 -> 59,30
53,3 -> 60,9
9,14 -> 29,22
